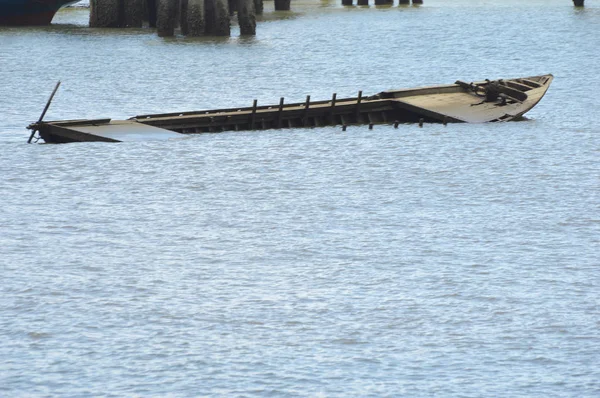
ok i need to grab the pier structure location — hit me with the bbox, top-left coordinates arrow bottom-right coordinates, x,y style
90,0 -> 263,36
90,0 -> 424,37
343,0 -> 422,6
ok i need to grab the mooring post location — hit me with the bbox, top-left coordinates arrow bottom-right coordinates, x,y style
204,0 -> 215,34
156,0 -> 177,36
274,0 -> 290,11
147,0 -> 157,27
357,0 -> 368,5
211,0 -> 230,35
185,0 -> 206,35
254,0 -> 264,14
228,0 -> 237,14
238,0 -> 256,35
412,0 -> 423,3
180,0 -> 189,34
123,0 -> 145,27
399,0 -> 410,4
341,0 -> 352,5
89,0 -> 121,27
303,95 -> 311,127
573,0 -> 584,6
277,97 -> 284,128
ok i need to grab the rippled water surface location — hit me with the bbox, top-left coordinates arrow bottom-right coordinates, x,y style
1,0 -> 599,396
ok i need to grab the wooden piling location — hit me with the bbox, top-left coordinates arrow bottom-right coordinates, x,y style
228,0 -> 237,14
573,0 -> 584,5
147,0 -> 157,27
185,0 -> 205,35
204,0 -> 214,34
274,0 -> 290,11
156,0 -> 177,36
398,0 -> 410,4
89,0 -> 121,27
412,0 -> 423,4
238,0 -> 256,35
180,0 -> 189,34
123,0 -> 145,27
254,0 -> 263,14
357,0 -> 368,5
213,0 -> 230,36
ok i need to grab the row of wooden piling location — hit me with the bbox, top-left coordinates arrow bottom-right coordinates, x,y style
341,0 -> 421,4
89,0 -> 424,37
90,0 -> 292,36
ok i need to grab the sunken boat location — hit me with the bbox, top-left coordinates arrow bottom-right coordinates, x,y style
27,74 -> 553,144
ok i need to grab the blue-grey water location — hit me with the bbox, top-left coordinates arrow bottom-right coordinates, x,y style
1,0 -> 599,396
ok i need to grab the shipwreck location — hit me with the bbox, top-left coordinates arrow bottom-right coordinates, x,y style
27,74 -> 553,144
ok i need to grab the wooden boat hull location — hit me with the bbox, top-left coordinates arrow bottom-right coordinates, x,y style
28,74 -> 553,144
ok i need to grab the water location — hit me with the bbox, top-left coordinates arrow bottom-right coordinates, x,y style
1,1 -> 599,396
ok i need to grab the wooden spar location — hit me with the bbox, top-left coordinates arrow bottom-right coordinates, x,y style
277,97 -> 284,128
250,99 -> 258,129
355,90 -> 363,123
329,93 -> 337,124
303,95 -> 310,127
28,81 -> 61,144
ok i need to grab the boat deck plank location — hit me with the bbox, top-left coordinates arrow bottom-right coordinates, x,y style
54,120 -> 185,142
